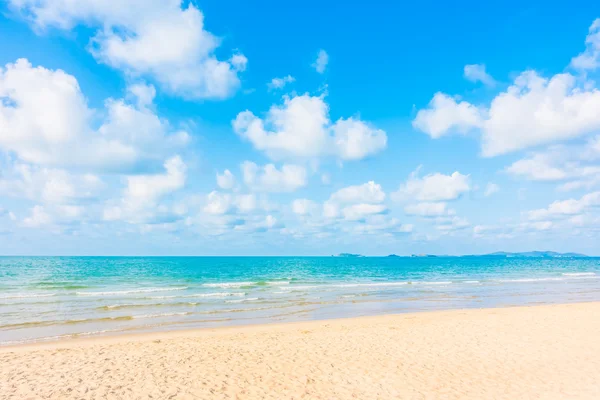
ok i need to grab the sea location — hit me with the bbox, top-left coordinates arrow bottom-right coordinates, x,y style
1,256 -> 600,345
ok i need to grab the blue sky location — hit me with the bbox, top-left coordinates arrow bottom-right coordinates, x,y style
1,0 -> 600,255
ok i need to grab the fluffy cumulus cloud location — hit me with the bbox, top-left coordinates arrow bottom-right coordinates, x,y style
392,168 -> 470,202
392,168 -> 470,233
414,19 -> 600,157
484,183 -> 500,197
464,64 -> 496,86
506,138 -> 600,190
323,181 -> 388,222
481,71 -> 600,156
285,181 -> 413,239
329,181 -> 386,204
412,93 -> 483,139
268,75 -> 295,90
233,94 -> 387,161
312,49 -> 329,74
216,169 -> 236,190
0,59 -> 188,172
241,161 -> 307,193
291,199 -> 318,216
9,0 -> 246,99
526,192 -> 600,221
570,19 -> 600,71
103,156 -> 187,224
0,164 -> 102,205
404,202 -> 455,217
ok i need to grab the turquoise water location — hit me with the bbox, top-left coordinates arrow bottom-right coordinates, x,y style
1,256 -> 600,345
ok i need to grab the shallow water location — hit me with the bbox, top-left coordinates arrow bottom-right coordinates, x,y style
1,256 -> 600,345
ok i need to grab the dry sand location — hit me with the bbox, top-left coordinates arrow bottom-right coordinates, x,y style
1,302 -> 600,399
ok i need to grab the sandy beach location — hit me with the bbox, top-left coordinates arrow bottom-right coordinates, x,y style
1,302 -> 600,399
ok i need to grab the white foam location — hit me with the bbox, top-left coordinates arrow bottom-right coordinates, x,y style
266,281 -> 290,285
133,312 -> 190,319
103,304 -> 136,309
332,282 -> 409,288
225,297 -> 259,304
189,292 -> 246,298
562,272 -> 596,277
464,280 -> 480,284
418,281 -> 452,285
496,277 -> 563,283
76,287 -> 188,296
0,293 -> 56,300
148,292 -> 246,299
202,282 -> 254,288
282,281 -> 410,291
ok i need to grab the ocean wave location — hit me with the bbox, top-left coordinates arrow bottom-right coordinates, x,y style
281,281 -> 411,290
0,327 -> 126,346
147,292 -> 246,300
202,280 -> 291,288
225,297 -> 259,304
133,312 -> 190,319
495,277 -> 564,283
76,287 -> 188,296
0,293 -> 56,300
202,282 -> 254,288
562,272 -> 596,277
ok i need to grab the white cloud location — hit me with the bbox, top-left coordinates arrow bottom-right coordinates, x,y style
436,216 -> 470,232
104,156 -> 187,224
312,49 -> 329,74
203,191 -> 233,215
506,153 -> 569,181
0,59 -> 188,172
414,21 -> 600,156
0,163 -> 102,205
342,215 -> 412,236
268,75 -> 295,90
412,93 -> 483,139
216,169 -> 235,190
404,202 -> 455,217
329,181 -> 386,204
341,203 -> 387,221
241,161 -> 307,193
393,168 -> 470,202
10,0 -> 246,99
570,19 -> 600,70
484,183 -> 500,197
291,199 -> 317,216
526,191 -> 600,221
464,64 -> 496,86
482,71 -> 600,156
416,73 -> 600,156
22,205 -> 52,227
127,83 -> 156,108
233,94 -> 387,161
235,194 -> 257,214
506,139 -> 600,190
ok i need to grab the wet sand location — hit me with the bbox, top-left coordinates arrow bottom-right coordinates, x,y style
2,302 -> 600,399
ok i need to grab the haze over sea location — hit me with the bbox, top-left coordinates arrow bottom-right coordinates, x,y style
1,255 -> 600,345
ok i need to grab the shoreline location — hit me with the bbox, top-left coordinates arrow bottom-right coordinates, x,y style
2,302 -> 600,399
0,301 -> 597,351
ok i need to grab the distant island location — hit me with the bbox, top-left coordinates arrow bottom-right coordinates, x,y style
479,251 -> 588,258
381,251 -> 588,258
336,253 -> 365,258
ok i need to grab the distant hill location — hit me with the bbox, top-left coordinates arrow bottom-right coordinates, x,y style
481,251 -> 588,258
336,253 -> 364,258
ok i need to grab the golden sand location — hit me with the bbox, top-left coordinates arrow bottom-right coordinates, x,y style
2,302 -> 600,399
